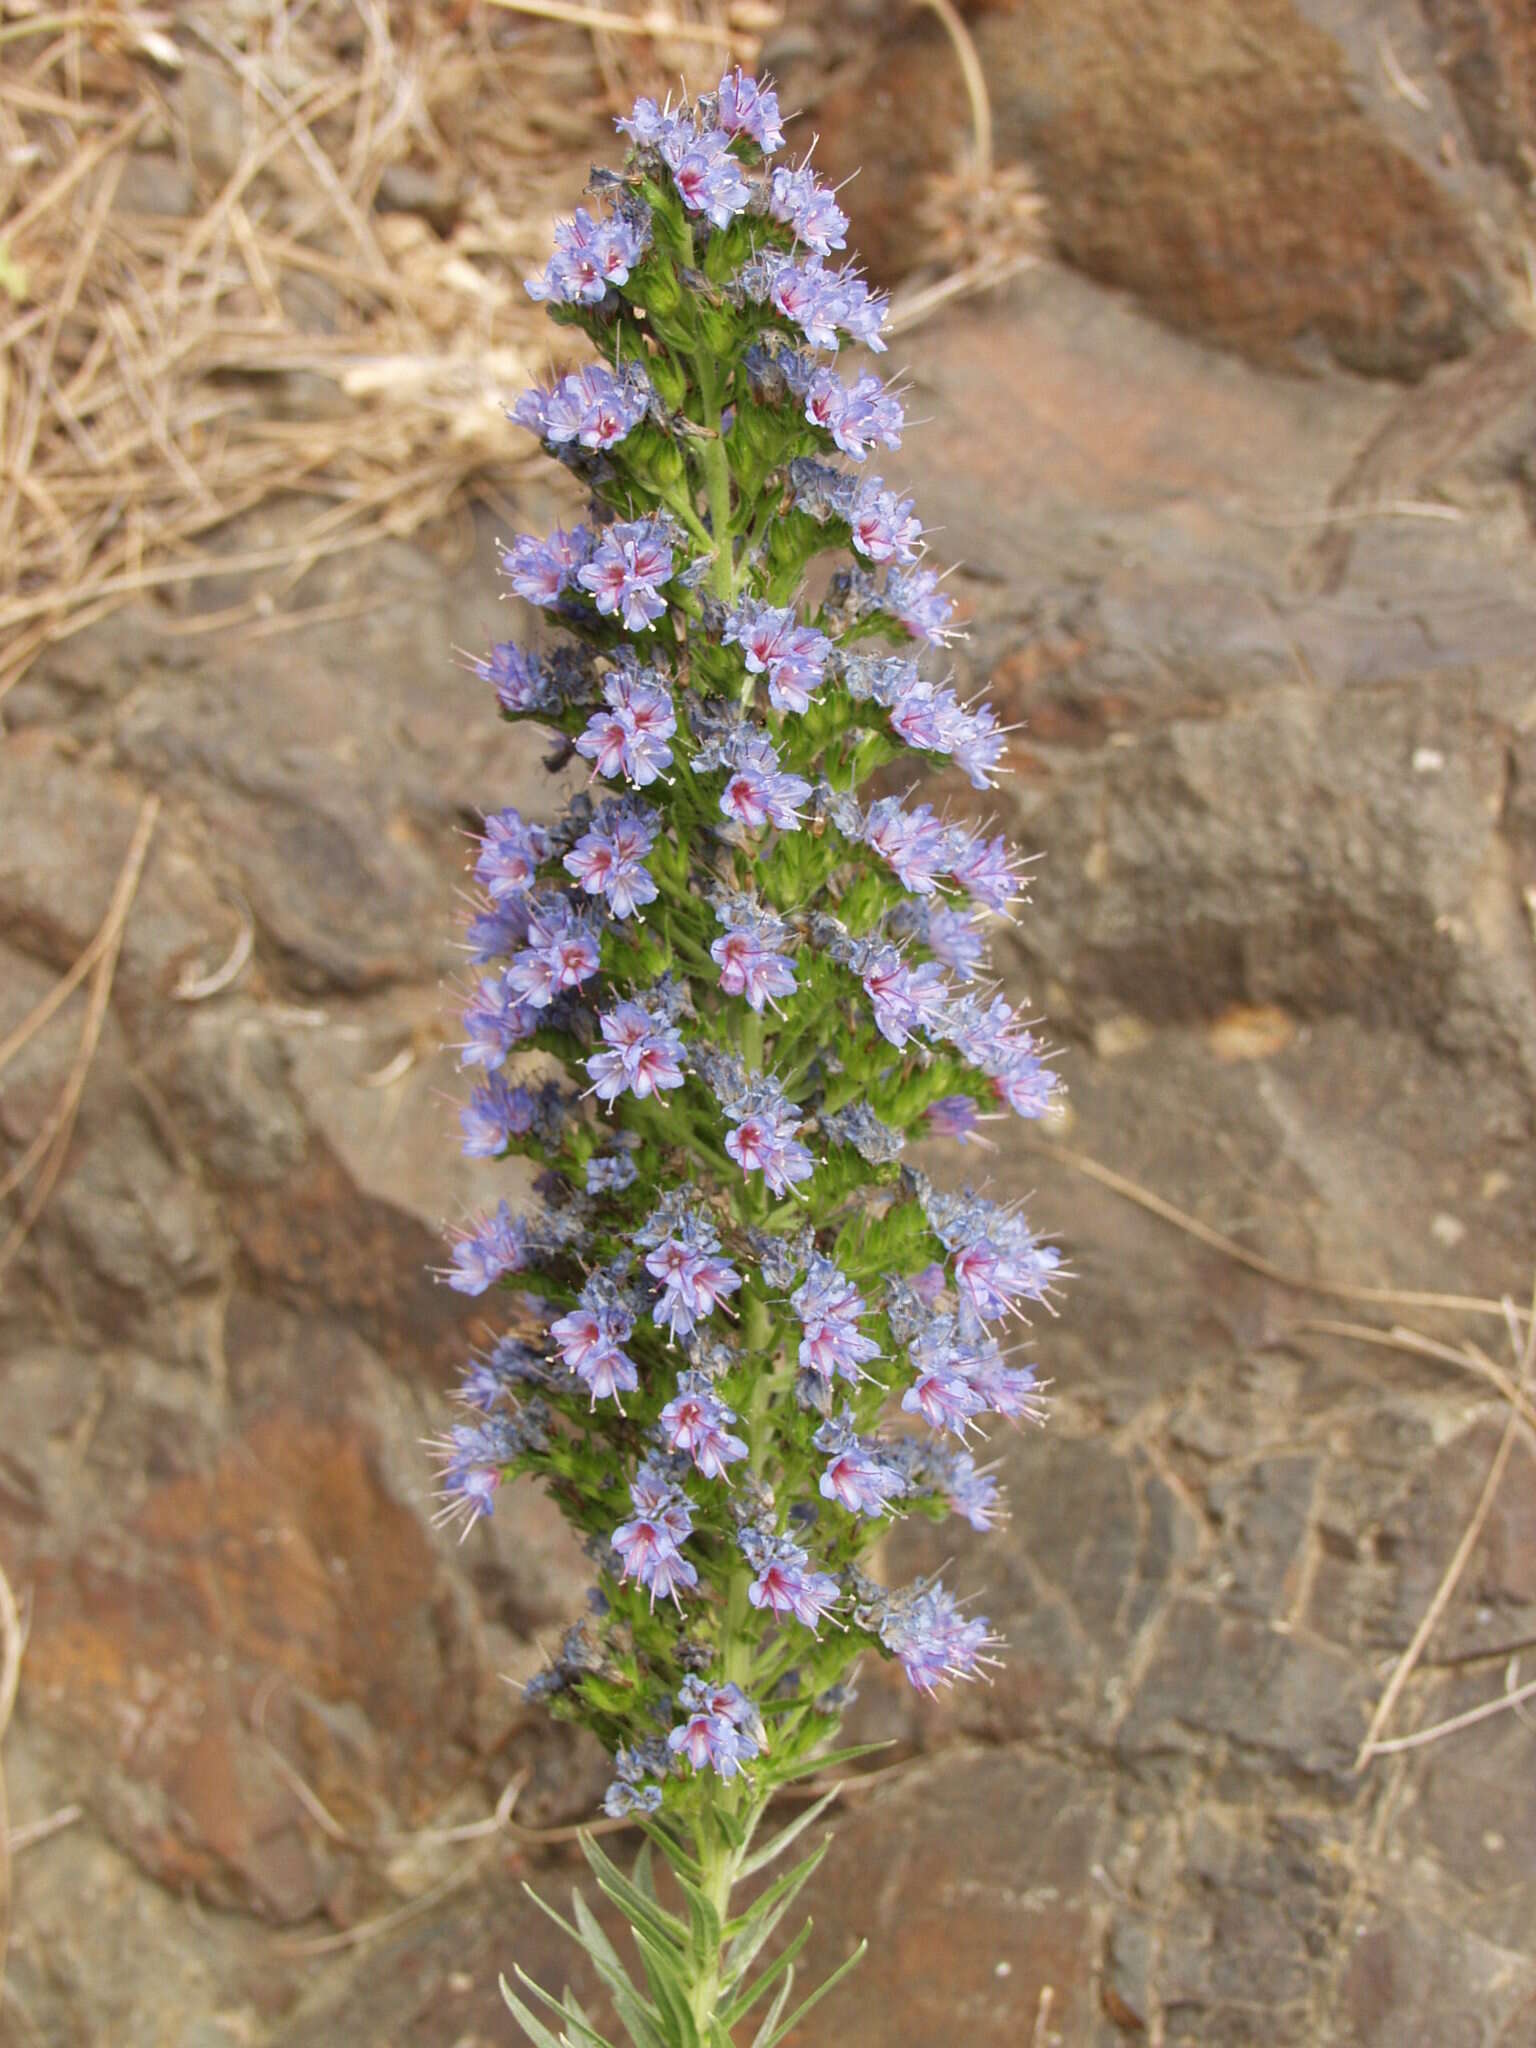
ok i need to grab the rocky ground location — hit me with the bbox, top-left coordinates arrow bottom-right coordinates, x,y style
5,5 -> 1536,2045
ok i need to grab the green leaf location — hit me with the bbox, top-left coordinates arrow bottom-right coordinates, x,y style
722,1882 -> 811,2002
723,1838 -> 829,1949
752,1940 -> 868,2048
560,1988 -> 622,2048
720,1920 -> 813,2029
570,1890 -> 668,2048
580,1834 -> 687,1946
674,1870 -> 723,1966
738,1788 -> 842,1880
747,1964 -> 796,2048
629,1923 -> 701,2048
500,1972 -> 570,2048
763,1740 -> 893,1788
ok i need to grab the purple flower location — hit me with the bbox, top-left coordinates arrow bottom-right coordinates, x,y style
463,902 -> 525,965
577,517 -> 675,632
613,1464 -> 698,1608
502,524 -> 595,606
717,733 -> 811,834
474,641 -> 553,714
667,1677 -> 763,1779
645,1236 -> 742,1340
710,921 -> 797,1013
575,667 -> 677,788
669,127 -> 752,228
792,1258 -> 881,1384
585,999 -> 687,1104
943,1452 -> 1005,1532
926,906 -> 987,977
949,702 -> 1010,790
513,362 -> 651,451
473,807 -> 551,902
616,95 -> 687,150
427,1426 -> 504,1539
460,1076 -> 540,1157
585,1149 -> 638,1194
885,564 -> 956,643
863,797 -> 952,895
715,68 -> 784,152
444,1200 -> 527,1296
550,1303 -> 640,1408
965,1344 -> 1049,1425
563,800 -> 660,919
924,1094 -> 993,1148
741,1527 -> 840,1631
842,479 -> 923,564
804,368 -> 904,458
459,974 -> 539,1068
658,1373 -> 748,1479
814,1418 -> 908,1519
946,830 -> 1030,915
768,164 -> 848,256
901,1359 -> 987,1438
876,1582 -> 998,1694
723,599 -> 832,714
526,206 -> 648,304
724,1095 -> 814,1199
860,947 -> 952,1049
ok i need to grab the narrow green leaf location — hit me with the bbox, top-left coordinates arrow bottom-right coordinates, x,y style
755,1939 -> 868,2048
629,1924 -> 701,2048
633,1821 -> 700,1889
722,1882 -> 810,1995
764,1741 -> 892,1789
738,1789 -> 841,1880
720,1920 -> 813,2029
581,1840 -> 688,1953
571,1891 -> 668,2048
724,1837 -> 829,1945
560,1987 -> 621,2048
710,1802 -> 748,1853
748,1964 -> 796,2048
500,1972 -> 569,2048
674,1869 -> 723,1965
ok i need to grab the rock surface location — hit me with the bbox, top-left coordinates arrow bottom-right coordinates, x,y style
5,216 -> 1536,2048
771,0 -> 1536,378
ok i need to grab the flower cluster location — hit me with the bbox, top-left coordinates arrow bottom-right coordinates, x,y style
434,70 -> 1068,2043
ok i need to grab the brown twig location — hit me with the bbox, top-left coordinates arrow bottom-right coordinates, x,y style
1021,1133 -> 1532,1326
1354,1289 -> 1536,1770
484,1 -> 736,43
912,0 -> 992,182
0,793 -> 160,1275
1292,1320 -> 1536,1436
1367,1665 -> 1536,1757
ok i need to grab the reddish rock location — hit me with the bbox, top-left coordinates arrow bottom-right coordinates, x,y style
22,1409 -> 484,1919
774,0 -> 1516,377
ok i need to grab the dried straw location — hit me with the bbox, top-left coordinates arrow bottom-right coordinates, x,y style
0,1 -> 767,707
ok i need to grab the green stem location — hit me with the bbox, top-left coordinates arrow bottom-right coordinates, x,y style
699,431 -> 737,602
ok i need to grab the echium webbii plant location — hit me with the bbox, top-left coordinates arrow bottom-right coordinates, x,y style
436,68 -> 1064,2048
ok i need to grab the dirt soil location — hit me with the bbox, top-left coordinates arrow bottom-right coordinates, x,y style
5,8 -> 1536,2048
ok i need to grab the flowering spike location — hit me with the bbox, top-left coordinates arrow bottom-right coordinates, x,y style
435,71 -> 1070,2045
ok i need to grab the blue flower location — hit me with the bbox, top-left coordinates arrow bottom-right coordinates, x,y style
512,362 -> 651,451
768,164 -> 848,256
525,206 -> 649,304
577,517 -> 675,632
715,68 -> 784,153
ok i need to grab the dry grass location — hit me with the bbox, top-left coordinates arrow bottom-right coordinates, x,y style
0,1 -> 1046,710
0,0 -> 776,705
